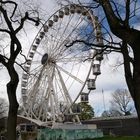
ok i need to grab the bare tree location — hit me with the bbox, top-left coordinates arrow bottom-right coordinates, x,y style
0,98 -> 7,118
91,0 -> 140,121
110,89 -> 134,116
101,89 -> 135,117
57,0 -> 140,121
0,1 -> 39,140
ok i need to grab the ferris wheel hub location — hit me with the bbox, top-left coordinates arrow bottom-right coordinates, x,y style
41,53 -> 56,65
41,53 -> 49,65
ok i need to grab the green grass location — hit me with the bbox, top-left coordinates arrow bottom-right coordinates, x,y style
81,136 -> 140,140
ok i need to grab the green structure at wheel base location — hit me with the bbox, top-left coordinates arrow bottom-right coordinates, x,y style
37,124 -> 103,140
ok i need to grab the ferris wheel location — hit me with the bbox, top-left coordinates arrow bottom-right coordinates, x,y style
21,4 -> 104,125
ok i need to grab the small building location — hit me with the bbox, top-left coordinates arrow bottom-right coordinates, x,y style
82,115 -> 140,136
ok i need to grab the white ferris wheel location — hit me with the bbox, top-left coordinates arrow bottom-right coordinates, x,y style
21,4 -> 104,125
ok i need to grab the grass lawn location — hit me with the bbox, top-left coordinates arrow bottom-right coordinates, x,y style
82,136 -> 140,140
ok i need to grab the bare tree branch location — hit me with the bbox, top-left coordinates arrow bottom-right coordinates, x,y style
0,0 -> 18,21
65,39 -> 121,52
0,54 -> 8,67
0,28 -> 10,34
15,12 -> 39,33
125,0 -> 130,26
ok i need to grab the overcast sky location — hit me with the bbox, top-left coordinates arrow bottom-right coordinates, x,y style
0,0 -> 128,116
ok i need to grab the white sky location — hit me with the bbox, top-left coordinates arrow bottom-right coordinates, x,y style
0,0 -> 128,116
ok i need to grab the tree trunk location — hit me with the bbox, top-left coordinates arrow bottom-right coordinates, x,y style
133,47 -> 140,121
7,82 -> 19,140
133,82 -> 140,121
6,67 -> 19,140
122,42 -> 140,121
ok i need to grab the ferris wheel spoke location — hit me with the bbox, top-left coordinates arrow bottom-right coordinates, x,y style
49,18 -> 64,55
57,22 -> 95,60
49,15 -> 74,57
74,22 -> 94,40
51,14 -> 85,59
57,38 -> 92,62
47,68 -> 62,117
29,64 -> 43,75
56,65 -> 84,84
38,98 -> 48,120
50,15 -> 78,57
47,18 -> 67,58
51,90 -> 62,118
31,60 -> 42,65
37,89 -> 52,121
56,54 -> 90,63
27,66 -> 49,99
27,71 -> 43,89
59,45 -> 91,62
62,21 -> 92,45
54,74 -> 66,101
35,50 -> 44,56
55,66 -> 73,105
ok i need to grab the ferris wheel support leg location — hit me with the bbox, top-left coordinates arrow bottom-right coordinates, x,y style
56,66 -> 81,123
50,93 -> 56,123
